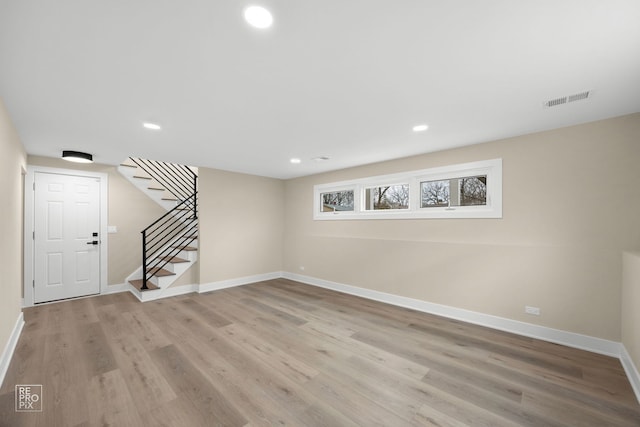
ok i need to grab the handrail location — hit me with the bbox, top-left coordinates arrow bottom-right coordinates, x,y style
135,158 -> 198,290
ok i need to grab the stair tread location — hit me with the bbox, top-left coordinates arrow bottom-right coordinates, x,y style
158,256 -> 189,263
129,279 -> 159,291
148,187 -> 165,191
119,163 -> 137,168
133,175 -> 152,180
172,245 -> 198,251
162,197 -> 179,201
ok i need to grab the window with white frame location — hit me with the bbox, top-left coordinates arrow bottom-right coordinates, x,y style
320,189 -> 355,212
364,184 -> 410,210
313,159 -> 502,220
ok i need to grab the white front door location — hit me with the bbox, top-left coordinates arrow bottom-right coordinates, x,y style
33,172 -> 101,303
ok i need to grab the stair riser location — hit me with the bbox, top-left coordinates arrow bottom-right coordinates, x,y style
174,249 -> 198,262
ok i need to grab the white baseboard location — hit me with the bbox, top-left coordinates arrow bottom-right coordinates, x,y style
128,271 -> 284,303
198,271 -> 283,294
282,272 -> 623,358
621,345 -> 640,404
161,284 -> 198,298
102,283 -> 130,295
0,312 -> 25,389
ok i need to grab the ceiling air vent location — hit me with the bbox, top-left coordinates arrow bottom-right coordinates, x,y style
544,90 -> 591,108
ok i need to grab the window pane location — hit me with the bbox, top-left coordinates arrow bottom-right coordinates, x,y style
421,175 -> 487,208
364,184 -> 409,210
421,179 -> 450,208
459,175 -> 487,206
321,190 -> 354,212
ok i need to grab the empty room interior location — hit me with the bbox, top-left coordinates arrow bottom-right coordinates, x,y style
1,1 -> 640,426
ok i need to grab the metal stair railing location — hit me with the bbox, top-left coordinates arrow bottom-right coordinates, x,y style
132,158 -> 198,290
129,157 -> 198,220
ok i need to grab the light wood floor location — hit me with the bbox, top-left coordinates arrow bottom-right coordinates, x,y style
1,279 -> 639,426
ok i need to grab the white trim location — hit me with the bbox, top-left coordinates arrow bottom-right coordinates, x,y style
132,284 -> 198,302
127,272 -> 284,302
161,284 -> 198,298
23,166 -> 109,307
198,271 -> 283,293
621,345 -> 640,404
0,312 -> 25,388
282,272 -> 622,358
101,283 -> 131,295
314,158 -> 502,220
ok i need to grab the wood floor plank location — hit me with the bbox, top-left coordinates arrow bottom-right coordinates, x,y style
51,334 -> 91,423
120,310 -> 173,352
150,345 -> 247,427
240,297 -> 308,326
299,320 -> 430,380
354,312 -> 640,424
77,322 -> 118,378
177,297 -> 233,328
422,369 -> 561,427
107,334 -> 177,413
2,279 -> 639,426
87,369 -> 145,427
408,321 -> 585,378
169,328 -> 306,426
69,297 -> 100,324
304,370 -> 410,427
138,396 -> 225,427
219,323 -> 320,384
336,353 -> 521,427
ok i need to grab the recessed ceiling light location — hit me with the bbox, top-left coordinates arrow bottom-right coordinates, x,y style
290,158 -> 301,164
143,122 -> 161,130
412,124 -> 429,132
244,6 -> 273,29
312,156 -> 330,162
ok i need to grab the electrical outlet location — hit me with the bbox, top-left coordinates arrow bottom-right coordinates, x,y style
525,306 -> 540,316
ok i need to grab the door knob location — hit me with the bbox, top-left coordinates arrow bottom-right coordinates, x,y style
86,240 -> 99,245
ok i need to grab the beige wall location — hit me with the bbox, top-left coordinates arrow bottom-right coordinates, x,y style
284,113 -> 640,341
623,252 -> 640,370
199,168 -> 284,283
0,99 -> 26,359
27,156 -> 167,285
170,261 -> 200,288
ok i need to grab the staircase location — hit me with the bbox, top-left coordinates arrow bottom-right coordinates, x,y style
118,158 -> 198,301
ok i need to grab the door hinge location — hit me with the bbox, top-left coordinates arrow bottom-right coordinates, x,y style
32,280 -> 35,288
33,231 -> 35,240
33,182 -> 35,190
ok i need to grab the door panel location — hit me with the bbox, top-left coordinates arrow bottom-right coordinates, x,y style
34,172 -> 101,303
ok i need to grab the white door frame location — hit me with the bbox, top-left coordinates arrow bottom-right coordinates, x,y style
24,165 -> 108,307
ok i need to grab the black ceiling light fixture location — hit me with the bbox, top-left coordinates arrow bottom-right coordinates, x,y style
62,150 -> 93,163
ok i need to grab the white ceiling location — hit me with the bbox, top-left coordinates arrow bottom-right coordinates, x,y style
1,1 -> 639,179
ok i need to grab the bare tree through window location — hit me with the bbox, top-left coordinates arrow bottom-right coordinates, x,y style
321,190 -> 354,212
365,185 -> 409,210
460,176 -> 487,206
421,175 -> 486,208
421,179 -> 450,207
